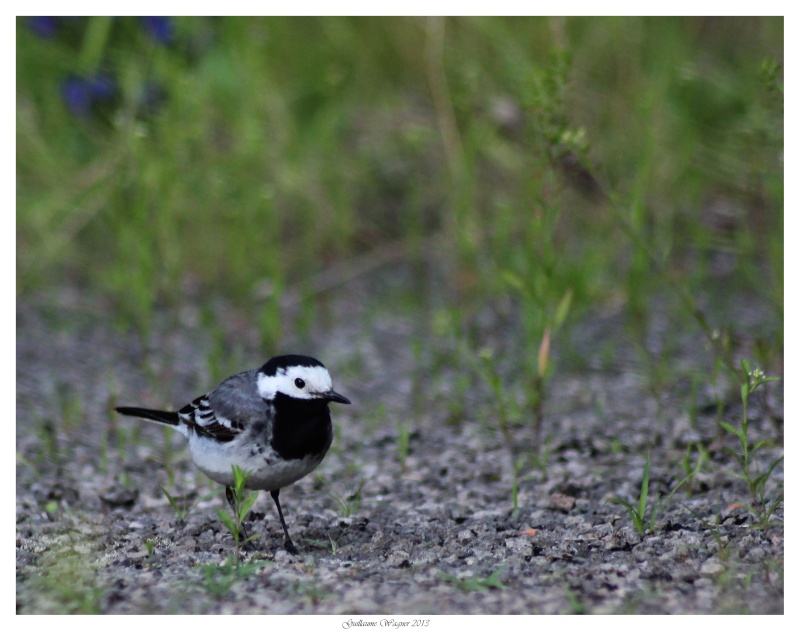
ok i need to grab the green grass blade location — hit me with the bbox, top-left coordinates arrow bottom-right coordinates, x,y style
637,452 -> 651,521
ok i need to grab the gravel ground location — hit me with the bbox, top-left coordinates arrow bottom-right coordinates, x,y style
16,274 -> 784,614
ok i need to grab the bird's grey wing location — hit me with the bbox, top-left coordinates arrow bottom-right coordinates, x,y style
177,370 -> 266,442
206,369 -> 271,430
177,394 -> 241,442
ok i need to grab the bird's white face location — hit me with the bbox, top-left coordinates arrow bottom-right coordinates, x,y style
257,364 -> 334,401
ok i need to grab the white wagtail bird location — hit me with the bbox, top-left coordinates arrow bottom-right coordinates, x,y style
115,355 -> 350,554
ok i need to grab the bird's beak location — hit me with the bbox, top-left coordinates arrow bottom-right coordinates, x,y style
324,390 -> 351,405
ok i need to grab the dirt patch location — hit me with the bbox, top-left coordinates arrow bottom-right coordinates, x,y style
16,281 -> 783,614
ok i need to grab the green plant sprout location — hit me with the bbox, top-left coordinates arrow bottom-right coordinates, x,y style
475,346 -> 560,513
290,576 -> 331,606
476,347 -> 515,447
217,465 -> 261,558
500,277 -> 573,446
197,557 -> 267,598
302,533 -> 341,555
396,417 -> 412,472
161,487 -> 196,521
320,477 -> 365,518
611,451 -> 659,535
328,533 -> 340,556
668,442 -> 710,499
511,458 -> 521,516
718,360 -> 782,528
531,435 -> 553,480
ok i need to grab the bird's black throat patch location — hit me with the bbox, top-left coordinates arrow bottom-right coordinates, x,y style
270,393 -> 333,461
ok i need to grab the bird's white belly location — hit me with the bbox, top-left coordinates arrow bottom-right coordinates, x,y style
188,434 -> 323,491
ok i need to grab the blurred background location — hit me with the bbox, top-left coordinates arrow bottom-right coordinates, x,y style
17,15 -> 783,419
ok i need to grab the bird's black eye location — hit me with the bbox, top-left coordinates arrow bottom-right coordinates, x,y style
294,378 -> 305,389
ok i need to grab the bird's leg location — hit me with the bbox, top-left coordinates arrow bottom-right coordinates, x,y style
225,486 -> 251,542
270,489 -> 298,555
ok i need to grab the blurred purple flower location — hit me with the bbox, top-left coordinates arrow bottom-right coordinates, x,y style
60,71 -> 118,117
29,16 -> 59,38
89,71 -> 117,102
61,75 -> 92,116
140,16 -> 175,44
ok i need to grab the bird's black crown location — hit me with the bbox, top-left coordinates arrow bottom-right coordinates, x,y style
259,355 -> 325,376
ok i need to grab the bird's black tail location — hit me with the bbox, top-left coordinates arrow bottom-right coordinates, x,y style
115,406 -> 180,426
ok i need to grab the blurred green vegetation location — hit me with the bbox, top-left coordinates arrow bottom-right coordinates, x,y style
17,16 -> 783,367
